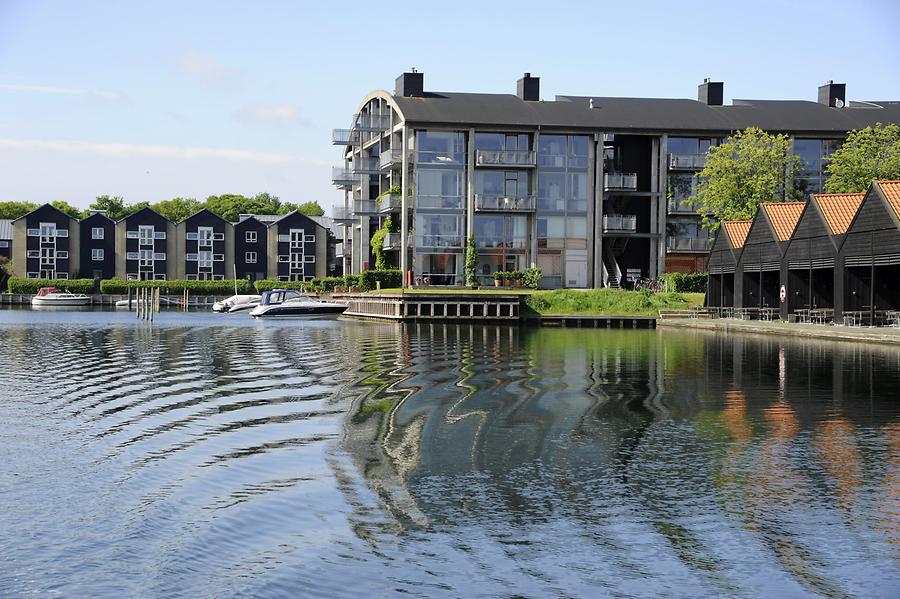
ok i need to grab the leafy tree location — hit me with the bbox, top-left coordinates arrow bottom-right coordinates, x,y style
50,200 -> 87,219
464,236 -> 477,287
150,197 -> 202,222
90,195 -> 128,220
0,256 -> 12,291
693,127 -> 802,231
824,123 -> 900,193
280,201 -> 324,217
205,192 -> 282,221
0,201 -> 38,219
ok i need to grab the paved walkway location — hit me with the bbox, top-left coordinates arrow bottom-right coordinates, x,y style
657,317 -> 900,345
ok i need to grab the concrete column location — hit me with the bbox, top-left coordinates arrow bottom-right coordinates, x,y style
657,134 -> 668,277
400,125 -> 409,286
115,221 -> 126,278
593,132 -> 605,287
68,217 -> 80,278
531,132 -> 540,272
650,136 -> 660,279
174,222 -> 186,280
224,221 -> 235,283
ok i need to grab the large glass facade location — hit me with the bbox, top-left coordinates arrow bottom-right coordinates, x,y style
793,138 -> 841,197
537,135 -> 590,286
414,130 -> 466,285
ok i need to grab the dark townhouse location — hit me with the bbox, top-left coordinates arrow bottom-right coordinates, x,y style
0,219 -> 12,260
234,214 -> 269,282
79,210 -> 117,280
332,71 -> 900,287
11,204 -> 79,279
267,211 -> 328,281
116,207 -> 176,280
175,208 -> 233,280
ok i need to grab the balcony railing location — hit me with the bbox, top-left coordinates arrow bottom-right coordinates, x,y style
382,232 -> 403,250
602,214 -> 637,233
667,236 -> 711,252
378,194 -> 402,213
475,237 -> 528,250
332,166 -> 355,187
668,153 -> 707,170
415,195 -> 465,210
604,172 -> 638,191
415,234 -> 463,248
332,206 -> 355,222
355,113 -> 391,131
474,194 -> 536,212
332,128 -> 360,145
667,199 -> 700,214
415,150 -> 465,165
475,150 -> 536,167
379,148 -> 403,170
353,200 -> 379,215
351,157 -> 380,174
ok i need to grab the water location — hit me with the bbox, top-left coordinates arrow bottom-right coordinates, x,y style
0,308 -> 898,598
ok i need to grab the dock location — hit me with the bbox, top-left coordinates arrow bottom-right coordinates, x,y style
339,293 -> 521,321
0,293 -> 225,306
658,317 -> 900,345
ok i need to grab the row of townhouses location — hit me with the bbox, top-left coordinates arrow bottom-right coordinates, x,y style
0,205 -> 340,282
332,70 -> 900,288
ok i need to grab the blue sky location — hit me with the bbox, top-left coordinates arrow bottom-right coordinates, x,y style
1,0 -> 898,210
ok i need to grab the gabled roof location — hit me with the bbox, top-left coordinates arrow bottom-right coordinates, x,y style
811,193 -> 865,235
11,202 -> 72,223
721,220 -> 752,249
119,205 -> 169,223
0,219 -> 12,239
181,207 -> 228,224
876,181 -> 900,221
761,202 -> 805,241
269,210 -> 321,228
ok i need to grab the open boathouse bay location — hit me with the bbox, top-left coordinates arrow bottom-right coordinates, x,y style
0,310 -> 898,598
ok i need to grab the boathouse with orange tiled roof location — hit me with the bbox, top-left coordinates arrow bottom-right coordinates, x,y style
737,202 -> 805,309
706,220 -> 752,307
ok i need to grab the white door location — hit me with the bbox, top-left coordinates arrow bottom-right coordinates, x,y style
565,250 -> 588,288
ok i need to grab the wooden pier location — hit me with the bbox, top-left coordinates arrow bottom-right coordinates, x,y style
339,293 -> 521,321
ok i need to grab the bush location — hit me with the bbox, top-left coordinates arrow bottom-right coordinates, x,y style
343,274 -> 362,289
253,279 -> 308,293
7,277 -> 96,294
100,279 -> 252,295
523,267 -> 543,289
306,276 -> 344,292
359,269 -> 402,291
659,272 -> 708,293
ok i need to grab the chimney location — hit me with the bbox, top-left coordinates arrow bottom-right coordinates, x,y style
395,68 -> 424,97
698,78 -> 724,106
818,80 -> 846,107
517,72 -> 540,101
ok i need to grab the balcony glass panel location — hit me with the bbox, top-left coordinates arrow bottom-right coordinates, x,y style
332,128 -> 360,145
474,194 -> 536,212
667,237 -> 711,251
604,172 -> 638,190
352,157 -> 380,174
602,214 -> 637,232
415,131 -> 465,165
475,150 -> 536,167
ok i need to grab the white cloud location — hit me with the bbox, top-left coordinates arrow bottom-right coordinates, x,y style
179,50 -> 237,87
0,138 -> 339,209
233,103 -> 311,127
0,83 -> 128,103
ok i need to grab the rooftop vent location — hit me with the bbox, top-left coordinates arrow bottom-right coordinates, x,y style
395,69 -> 424,97
698,78 -> 724,106
818,80 -> 846,107
517,72 -> 540,101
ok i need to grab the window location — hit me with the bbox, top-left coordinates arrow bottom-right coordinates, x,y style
92,249 -> 104,261
139,225 -> 154,245
290,253 -> 304,270
212,254 -> 224,262
186,274 -> 198,281
304,234 -> 315,243
186,253 -> 198,261
290,229 -> 304,249
27,228 -> 40,237
126,273 -> 139,281
303,255 -> 315,263
27,250 -> 40,258
198,226 -> 213,247
186,232 -> 199,240
246,230 -> 257,243
212,232 -> 224,241
212,274 -> 224,280
277,275 -> 289,281
153,252 -> 166,260
0,240 -> 8,248
154,274 -> 166,280
245,251 -> 257,263
92,227 -> 104,239
278,255 -> 289,263
126,252 -> 140,260
27,272 -> 40,279
139,249 -> 153,267
40,222 -> 56,243
198,250 -> 212,269
56,229 -> 68,238
126,230 -> 139,239
153,231 -> 166,240
40,247 -> 55,265
57,272 -> 69,280
56,251 -> 69,259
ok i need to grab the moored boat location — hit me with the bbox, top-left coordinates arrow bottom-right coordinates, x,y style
212,294 -> 262,313
31,287 -> 91,307
249,289 -> 346,319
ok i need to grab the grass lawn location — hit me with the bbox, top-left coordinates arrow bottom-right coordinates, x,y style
365,287 -> 706,316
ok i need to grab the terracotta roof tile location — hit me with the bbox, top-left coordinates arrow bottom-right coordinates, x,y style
761,202 -> 805,241
877,181 -> 900,221
722,220 -> 752,249
812,193 -> 865,235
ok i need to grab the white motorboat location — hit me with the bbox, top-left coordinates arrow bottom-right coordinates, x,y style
249,289 -> 347,319
212,294 -> 262,313
31,287 -> 91,307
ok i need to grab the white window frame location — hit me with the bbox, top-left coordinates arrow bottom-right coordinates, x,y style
198,250 -> 213,270
212,253 -> 224,262
153,231 -> 166,240
40,247 -> 55,265
303,255 -> 315,263
126,252 -> 139,260
212,232 -> 224,242
277,275 -> 289,281
290,229 -> 304,249
245,251 -> 257,264
139,225 -> 154,246
277,255 -> 289,263
304,234 -> 315,243
212,274 -> 225,280
186,253 -> 198,261
139,249 -> 154,267
126,273 -> 139,281
27,250 -> 40,258
154,273 -> 166,280
92,227 -> 104,240
245,230 -> 257,243
186,274 -> 198,281
92,248 -> 104,261
40,222 -> 56,243
56,251 -> 69,259
27,271 -> 40,279
197,226 -> 213,248
126,230 -> 139,239
56,229 -> 68,238
277,234 -> 290,243
26,228 -> 40,237
153,252 -> 166,261
186,232 -> 199,241
290,253 -> 304,271
57,272 -> 69,280
0,240 -> 8,248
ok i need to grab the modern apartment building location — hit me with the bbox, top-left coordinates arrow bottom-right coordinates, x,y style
333,71 -> 900,287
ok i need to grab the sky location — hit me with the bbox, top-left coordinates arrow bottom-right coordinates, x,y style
1,0 -> 898,212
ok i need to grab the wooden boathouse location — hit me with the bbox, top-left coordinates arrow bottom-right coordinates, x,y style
781,193 -> 864,319
737,202 -> 804,309
707,220 -> 751,309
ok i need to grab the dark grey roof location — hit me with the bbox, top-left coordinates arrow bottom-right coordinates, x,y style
0,219 -> 12,239
391,92 -> 900,134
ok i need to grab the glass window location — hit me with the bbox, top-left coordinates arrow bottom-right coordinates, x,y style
538,216 -> 566,249
91,248 -> 104,261
91,227 -> 104,239
246,230 -> 257,243
415,214 -> 462,248
416,131 -> 464,164
567,217 -> 587,249
668,137 -> 699,155
794,139 -> 823,176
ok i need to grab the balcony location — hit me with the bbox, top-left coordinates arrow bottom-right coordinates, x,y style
416,150 -> 465,165
332,206 -> 355,223
382,232 -> 403,250
332,128 -> 360,145
355,113 -> 391,131
378,194 -> 402,213
475,150 -> 536,167
667,236 -> 711,252
668,153 -> 707,170
667,199 -> 701,214
474,194 -> 536,212
379,148 -> 403,170
602,214 -> 637,233
353,200 -> 379,215
351,157 -> 380,174
604,172 -> 638,191
415,234 -> 462,248
332,166 -> 356,188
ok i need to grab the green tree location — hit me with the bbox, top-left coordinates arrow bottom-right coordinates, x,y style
0,201 -> 38,219
50,200 -> 87,219
464,236 -> 477,287
205,192 -> 282,221
150,197 -> 202,222
280,200 -> 324,217
693,127 -> 803,231
824,123 -> 900,193
89,195 -> 128,220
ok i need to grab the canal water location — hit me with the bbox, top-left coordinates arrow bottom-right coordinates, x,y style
0,309 -> 898,598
